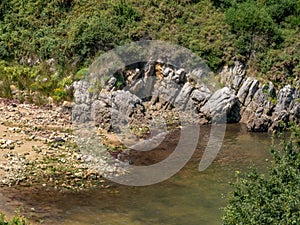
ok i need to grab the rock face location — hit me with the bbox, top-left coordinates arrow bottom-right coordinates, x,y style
220,61 -> 300,132
73,61 -> 299,133
220,61 -> 246,93
200,87 -> 240,123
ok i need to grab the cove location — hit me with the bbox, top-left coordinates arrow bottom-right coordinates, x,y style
0,124 -> 272,225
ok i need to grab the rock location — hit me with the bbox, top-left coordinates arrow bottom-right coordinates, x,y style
111,90 -> 145,118
105,77 -> 117,91
247,115 -> 272,132
93,90 -> 145,131
185,85 -> 211,112
241,84 -> 276,132
220,61 -> 246,93
269,110 -> 290,132
244,79 -> 260,106
54,137 -> 65,143
174,68 -> 186,84
150,77 -> 181,109
237,77 -> 259,106
174,82 -> 195,110
200,87 -> 241,123
274,85 -> 294,112
237,77 -> 254,105
144,61 -> 155,77
73,80 -> 94,104
62,101 -> 72,113
268,85 -> 296,131
290,102 -> 300,123
162,66 -> 174,77
127,75 -> 156,100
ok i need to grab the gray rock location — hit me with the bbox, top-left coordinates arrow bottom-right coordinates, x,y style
290,102 -> 300,123
274,85 -> 294,112
107,77 -> 117,88
151,79 -> 181,109
72,103 -> 92,123
220,61 -> 246,93
244,79 -> 259,106
173,68 -> 186,84
127,76 -> 156,100
162,66 -> 174,77
200,87 -> 240,123
174,82 -> 195,110
247,115 -> 272,132
267,85 -> 296,131
144,61 -> 155,77
185,86 -> 211,112
237,77 -> 255,105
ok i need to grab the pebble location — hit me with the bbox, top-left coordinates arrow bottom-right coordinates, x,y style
0,98 -> 124,191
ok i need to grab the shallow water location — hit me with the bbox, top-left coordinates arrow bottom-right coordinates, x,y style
0,124 -> 273,225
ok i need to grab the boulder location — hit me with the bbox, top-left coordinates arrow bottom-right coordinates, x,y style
174,82 -> 195,110
220,61 -> 246,93
185,85 -> 211,113
241,83 -> 276,132
237,77 -> 255,105
150,78 -> 181,109
274,85 -> 294,112
269,85 -> 296,131
247,115 -> 272,132
200,87 -> 240,123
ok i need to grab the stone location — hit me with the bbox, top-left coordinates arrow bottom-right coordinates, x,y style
237,77 -> 255,105
185,85 -> 211,112
244,79 -> 259,106
174,82 -> 195,110
220,61 -> 246,93
200,87 -> 241,123
150,78 -> 181,109
105,77 -> 117,91
144,61 -> 155,77
274,85 -> 294,112
247,115 -> 272,132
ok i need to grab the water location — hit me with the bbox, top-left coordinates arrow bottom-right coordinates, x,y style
0,124 -> 273,225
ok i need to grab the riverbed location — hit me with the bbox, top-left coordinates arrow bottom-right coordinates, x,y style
0,123 -> 273,225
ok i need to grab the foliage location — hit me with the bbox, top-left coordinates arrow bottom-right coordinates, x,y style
0,213 -> 29,225
0,0 -> 299,101
222,126 -> 300,225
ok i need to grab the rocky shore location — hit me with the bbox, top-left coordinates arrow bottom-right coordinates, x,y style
73,60 -> 300,137
0,98 -> 113,191
1,59 -> 298,191
220,62 -> 300,132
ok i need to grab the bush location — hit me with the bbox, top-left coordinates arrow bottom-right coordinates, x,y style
222,126 -> 300,225
0,213 -> 29,225
0,0 -> 299,101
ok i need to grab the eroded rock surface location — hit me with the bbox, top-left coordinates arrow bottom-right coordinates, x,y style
74,61 -> 299,133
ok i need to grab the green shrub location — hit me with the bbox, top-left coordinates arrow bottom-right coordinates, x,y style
0,213 -> 29,225
0,0 -> 299,101
222,126 -> 300,225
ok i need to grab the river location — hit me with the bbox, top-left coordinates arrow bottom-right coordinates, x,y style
0,124 -> 273,225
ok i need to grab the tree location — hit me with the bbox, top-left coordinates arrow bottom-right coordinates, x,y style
222,126 -> 300,225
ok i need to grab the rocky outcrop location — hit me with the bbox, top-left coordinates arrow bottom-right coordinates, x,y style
220,62 -> 299,132
73,61 -> 241,132
220,61 -> 246,93
200,87 -> 240,123
73,61 -> 299,133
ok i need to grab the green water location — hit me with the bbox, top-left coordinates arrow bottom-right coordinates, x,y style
0,124 -> 272,225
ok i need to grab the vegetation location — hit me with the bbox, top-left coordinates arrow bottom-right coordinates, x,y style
0,213 -> 29,225
0,0 -> 299,102
222,125 -> 300,225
